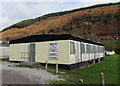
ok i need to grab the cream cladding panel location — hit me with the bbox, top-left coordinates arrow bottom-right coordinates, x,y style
36,40 -> 69,64
10,43 -> 29,61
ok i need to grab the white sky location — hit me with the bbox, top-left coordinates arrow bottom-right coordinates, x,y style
0,0 -> 119,31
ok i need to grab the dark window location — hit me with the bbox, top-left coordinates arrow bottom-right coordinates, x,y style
93,46 -> 97,53
91,46 -> 94,53
81,43 -> 85,54
98,47 -> 101,53
96,46 -> 98,53
89,45 -> 91,53
103,47 -> 105,53
70,42 -> 75,54
86,45 -> 89,53
101,47 -> 104,53
100,47 -> 102,53
86,45 -> 91,53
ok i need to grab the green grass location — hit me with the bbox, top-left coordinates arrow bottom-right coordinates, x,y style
49,54 -> 119,84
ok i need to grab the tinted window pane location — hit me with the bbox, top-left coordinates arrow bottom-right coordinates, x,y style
70,42 -> 75,54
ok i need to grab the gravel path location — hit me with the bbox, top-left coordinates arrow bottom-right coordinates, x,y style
0,61 -> 60,84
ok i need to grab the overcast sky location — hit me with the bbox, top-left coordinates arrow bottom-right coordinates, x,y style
0,0 -> 119,31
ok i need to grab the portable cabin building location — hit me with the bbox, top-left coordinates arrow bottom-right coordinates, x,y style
0,40 -> 9,60
9,34 -> 105,69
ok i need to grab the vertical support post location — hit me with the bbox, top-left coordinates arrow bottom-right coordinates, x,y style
100,72 -> 105,86
93,54 -> 96,64
24,52 -> 25,61
21,52 -> 22,61
85,61 -> 87,67
98,58 -> 101,63
45,61 -> 48,69
93,59 -> 95,64
86,61 -> 89,67
29,53 -> 32,66
56,63 -> 58,73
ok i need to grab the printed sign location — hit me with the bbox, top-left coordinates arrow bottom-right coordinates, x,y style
48,43 -> 58,60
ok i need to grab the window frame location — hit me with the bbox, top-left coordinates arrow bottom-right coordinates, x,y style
70,42 -> 76,54
81,43 -> 85,54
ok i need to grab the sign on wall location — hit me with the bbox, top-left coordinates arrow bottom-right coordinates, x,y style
48,43 -> 58,60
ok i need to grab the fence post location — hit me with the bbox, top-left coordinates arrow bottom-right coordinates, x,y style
45,61 -> 48,69
100,72 -> 105,86
56,63 -> 58,73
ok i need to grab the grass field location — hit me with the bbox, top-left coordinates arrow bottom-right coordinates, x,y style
49,54 -> 119,84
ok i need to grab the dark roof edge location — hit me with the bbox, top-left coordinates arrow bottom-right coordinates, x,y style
10,34 -> 104,46
69,35 -> 104,46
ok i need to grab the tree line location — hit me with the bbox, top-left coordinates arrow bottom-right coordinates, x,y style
2,2 -> 120,32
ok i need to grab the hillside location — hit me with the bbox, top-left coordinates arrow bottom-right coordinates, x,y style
0,3 -> 120,52
2,2 -> 119,32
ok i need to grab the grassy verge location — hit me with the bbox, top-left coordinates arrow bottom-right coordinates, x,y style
49,54 -> 119,84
